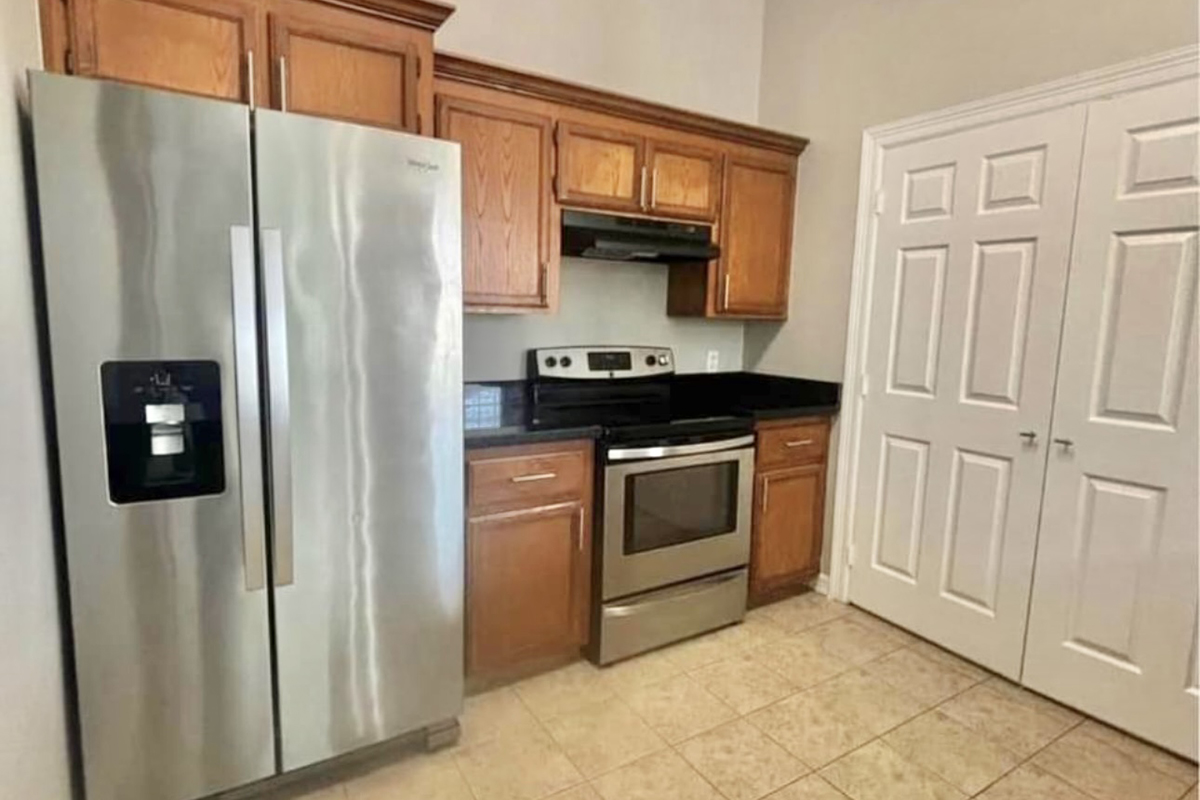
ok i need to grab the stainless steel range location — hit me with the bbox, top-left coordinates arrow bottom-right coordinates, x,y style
528,346 -> 754,664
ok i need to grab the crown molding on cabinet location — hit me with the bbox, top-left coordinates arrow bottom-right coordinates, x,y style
433,51 -> 810,156
314,0 -> 454,28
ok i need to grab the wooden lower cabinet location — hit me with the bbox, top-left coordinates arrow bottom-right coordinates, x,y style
749,417 -> 830,605
465,439 -> 593,682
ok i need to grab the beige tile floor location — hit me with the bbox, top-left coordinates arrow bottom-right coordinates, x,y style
268,593 -> 1198,800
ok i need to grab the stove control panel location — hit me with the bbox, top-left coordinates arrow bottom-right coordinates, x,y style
530,346 -> 674,380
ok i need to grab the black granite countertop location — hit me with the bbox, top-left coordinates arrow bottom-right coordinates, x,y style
465,372 -> 840,449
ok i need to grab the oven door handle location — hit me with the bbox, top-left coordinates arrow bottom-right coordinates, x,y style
604,570 -> 745,617
607,434 -> 755,462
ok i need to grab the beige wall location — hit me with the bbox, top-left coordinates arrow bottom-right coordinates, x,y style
438,0 -> 765,124
439,0 -> 767,379
746,0 -> 1200,381
0,0 -> 73,796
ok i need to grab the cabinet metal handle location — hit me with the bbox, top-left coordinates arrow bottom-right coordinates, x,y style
722,273 -> 731,310
650,167 -> 658,207
576,506 -> 584,552
246,50 -> 255,108
278,55 -> 288,112
784,439 -> 814,448
1053,438 -> 1074,449
761,481 -> 768,513
511,472 -> 556,483
1019,431 -> 1038,443
639,166 -> 648,209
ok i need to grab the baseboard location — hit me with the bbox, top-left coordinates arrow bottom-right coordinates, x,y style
811,573 -> 830,596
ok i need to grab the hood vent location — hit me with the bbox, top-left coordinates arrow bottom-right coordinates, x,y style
561,210 -> 720,263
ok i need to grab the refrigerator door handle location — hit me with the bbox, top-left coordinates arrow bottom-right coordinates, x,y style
262,227 -> 295,586
231,226 -> 267,592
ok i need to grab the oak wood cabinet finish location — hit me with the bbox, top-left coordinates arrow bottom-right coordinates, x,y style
555,121 -> 646,214
717,154 -> 796,317
437,91 -> 557,311
465,440 -> 594,682
40,0 -> 449,134
52,0 -> 264,101
646,139 -> 722,221
749,417 -> 830,606
268,0 -> 431,133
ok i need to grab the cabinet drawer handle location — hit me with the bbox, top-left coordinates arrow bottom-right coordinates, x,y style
639,166 -> 648,209
722,274 -> 730,310
511,472 -> 557,483
784,439 -> 815,448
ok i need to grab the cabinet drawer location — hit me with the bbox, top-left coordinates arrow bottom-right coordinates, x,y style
468,445 -> 589,511
757,421 -> 828,469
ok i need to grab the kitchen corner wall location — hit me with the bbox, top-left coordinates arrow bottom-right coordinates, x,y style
437,0 -> 766,382
745,0 -> 1200,382
0,0 -> 73,796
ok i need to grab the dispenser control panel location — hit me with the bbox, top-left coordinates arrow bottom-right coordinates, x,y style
99,360 -> 225,504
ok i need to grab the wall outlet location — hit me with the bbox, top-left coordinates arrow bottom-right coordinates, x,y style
705,350 -> 720,373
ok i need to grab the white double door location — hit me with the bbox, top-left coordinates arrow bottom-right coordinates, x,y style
851,76 -> 1198,757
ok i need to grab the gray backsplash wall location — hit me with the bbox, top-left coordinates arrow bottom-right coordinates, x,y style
464,258 -> 745,381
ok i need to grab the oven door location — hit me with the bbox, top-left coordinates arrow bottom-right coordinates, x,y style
602,436 -> 754,600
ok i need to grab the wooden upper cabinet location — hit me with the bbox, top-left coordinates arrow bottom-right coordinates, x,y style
646,139 -> 722,221
555,121 -> 646,213
42,0 -> 450,132
267,0 -> 431,133
62,0 -> 262,102
438,93 -> 556,312
717,154 -> 796,318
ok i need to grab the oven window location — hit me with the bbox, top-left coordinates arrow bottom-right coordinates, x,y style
624,461 -> 738,554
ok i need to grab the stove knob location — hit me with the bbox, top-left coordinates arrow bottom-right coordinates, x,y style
658,354 -> 670,366
645,355 -> 657,366
544,356 -> 557,368
560,355 -> 572,368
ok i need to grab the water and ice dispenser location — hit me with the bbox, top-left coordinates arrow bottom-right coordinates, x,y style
99,360 -> 226,503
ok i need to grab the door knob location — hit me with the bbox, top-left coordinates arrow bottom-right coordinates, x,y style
1018,431 -> 1038,443
1053,437 -> 1074,450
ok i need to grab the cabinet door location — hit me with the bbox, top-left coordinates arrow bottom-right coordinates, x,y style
717,155 -> 796,317
556,122 -> 646,213
647,139 -> 722,221
467,503 -> 589,676
438,95 -> 556,311
68,0 -> 262,102
750,464 -> 824,603
269,0 -> 429,132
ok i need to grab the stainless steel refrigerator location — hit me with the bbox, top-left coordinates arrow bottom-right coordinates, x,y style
30,72 -> 464,800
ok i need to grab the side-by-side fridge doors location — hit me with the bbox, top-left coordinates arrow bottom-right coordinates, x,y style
253,109 -> 464,771
30,73 -> 275,800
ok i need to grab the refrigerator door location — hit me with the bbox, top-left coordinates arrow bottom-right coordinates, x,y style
30,74 -> 274,800
254,109 -> 464,769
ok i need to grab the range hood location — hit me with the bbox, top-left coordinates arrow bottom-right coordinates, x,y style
562,210 -> 720,263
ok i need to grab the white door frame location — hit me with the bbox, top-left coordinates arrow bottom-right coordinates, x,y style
829,45 -> 1200,602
